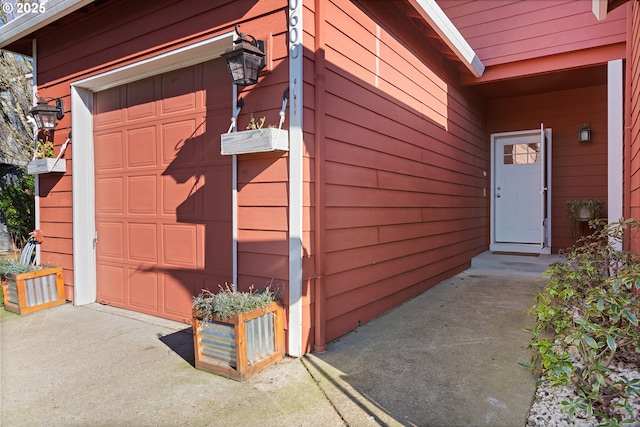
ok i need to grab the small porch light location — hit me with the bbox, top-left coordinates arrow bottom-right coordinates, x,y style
30,97 -> 64,131
222,24 -> 266,87
578,123 -> 591,142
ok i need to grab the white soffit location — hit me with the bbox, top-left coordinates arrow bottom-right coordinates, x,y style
408,0 -> 485,78
0,0 -> 95,49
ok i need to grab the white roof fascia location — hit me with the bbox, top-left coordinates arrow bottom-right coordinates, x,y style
0,0 -> 95,50
592,0 -> 608,20
408,0 -> 485,78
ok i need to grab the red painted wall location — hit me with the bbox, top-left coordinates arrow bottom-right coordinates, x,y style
314,0 -> 488,343
487,85 -> 609,252
31,0 -> 291,307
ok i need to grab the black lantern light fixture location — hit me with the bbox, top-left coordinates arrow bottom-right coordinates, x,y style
222,24 -> 266,86
578,123 -> 591,142
30,97 -> 64,132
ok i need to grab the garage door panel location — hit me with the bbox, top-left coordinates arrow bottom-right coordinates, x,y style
162,173 -> 200,219
128,223 -> 158,263
96,221 -> 124,259
95,87 -> 123,129
127,126 -> 157,168
161,119 -> 201,166
129,270 -> 159,312
96,177 -> 124,213
161,67 -> 197,115
162,272 -> 200,320
161,224 -> 198,267
126,78 -> 157,121
95,132 -> 124,170
127,175 -> 157,215
97,264 -> 125,304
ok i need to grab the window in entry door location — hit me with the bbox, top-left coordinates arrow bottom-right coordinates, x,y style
503,143 -> 540,165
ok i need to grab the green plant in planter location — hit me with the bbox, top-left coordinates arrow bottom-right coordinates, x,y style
0,259 -> 35,279
565,199 -> 605,239
191,281 -> 284,381
245,113 -> 266,130
0,260 -> 32,308
523,219 -> 640,425
33,140 -> 55,159
565,199 -> 605,223
192,283 -> 278,320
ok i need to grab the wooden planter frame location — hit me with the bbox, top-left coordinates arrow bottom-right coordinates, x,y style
192,301 -> 285,381
2,266 -> 66,314
27,158 -> 66,174
220,128 -> 289,155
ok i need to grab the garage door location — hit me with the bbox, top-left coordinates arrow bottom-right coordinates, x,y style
93,59 -> 232,323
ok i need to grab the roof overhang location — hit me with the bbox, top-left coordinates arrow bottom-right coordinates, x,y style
0,0 -> 94,52
1,0 -> 484,79
407,0 -> 485,78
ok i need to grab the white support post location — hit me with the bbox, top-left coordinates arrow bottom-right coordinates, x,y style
287,0 -> 304,357
608,59 -> 623,250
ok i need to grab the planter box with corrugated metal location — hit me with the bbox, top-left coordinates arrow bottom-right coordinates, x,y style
192,301 -> 285,381
1,266 -> 65,314
220,128 -> 289,155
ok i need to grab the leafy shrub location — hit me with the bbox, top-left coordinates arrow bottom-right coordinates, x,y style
193,283 -> 278,321
0,170 -> 34,248
524,219 -> 640,425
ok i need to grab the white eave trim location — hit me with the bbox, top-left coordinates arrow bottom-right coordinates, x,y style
0,0 -> 94,49
593,0 -> 608,20
408,0 -> 485,78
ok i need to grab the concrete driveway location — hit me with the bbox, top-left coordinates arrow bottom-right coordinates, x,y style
1,253 -> 553,426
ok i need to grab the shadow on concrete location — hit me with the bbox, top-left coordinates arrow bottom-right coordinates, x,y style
158,327 -> 196,367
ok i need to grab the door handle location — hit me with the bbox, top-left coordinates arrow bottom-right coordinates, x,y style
496,194 -> 501,198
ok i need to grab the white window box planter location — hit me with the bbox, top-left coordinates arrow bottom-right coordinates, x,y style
27,158 -> 66,175
221,128 -> 289,155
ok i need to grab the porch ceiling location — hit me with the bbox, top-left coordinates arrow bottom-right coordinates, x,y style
469,65 -> 607,100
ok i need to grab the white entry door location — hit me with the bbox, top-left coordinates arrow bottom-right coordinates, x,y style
491,128 -> 550,252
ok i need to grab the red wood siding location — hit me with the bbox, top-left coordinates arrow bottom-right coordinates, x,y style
32,0 -> 290,311
38,167 -> 73,299
438,0 -> 627,69
318,0 -> 487,342
487,85 -> 608,252
630,1 -> 640,253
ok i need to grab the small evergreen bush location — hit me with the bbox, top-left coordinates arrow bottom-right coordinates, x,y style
0,259 -> 35,279
193,283 -> 278,321
524,219 -> 640,425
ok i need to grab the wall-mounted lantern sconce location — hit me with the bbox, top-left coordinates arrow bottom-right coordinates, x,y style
30,97 -> 64,132
222,24 -> 266,86
578,123 -> 591,142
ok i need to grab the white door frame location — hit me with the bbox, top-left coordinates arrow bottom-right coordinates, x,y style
490,128 -> 552,254
70,33 -> 234,306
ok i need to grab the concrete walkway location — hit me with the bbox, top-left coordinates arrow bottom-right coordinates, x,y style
1,253 -> 554,426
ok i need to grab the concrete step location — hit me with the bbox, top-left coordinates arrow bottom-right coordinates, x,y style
470,251 -> 564,277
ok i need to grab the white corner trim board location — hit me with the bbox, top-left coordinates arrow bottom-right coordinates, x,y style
287,0 -> 304,358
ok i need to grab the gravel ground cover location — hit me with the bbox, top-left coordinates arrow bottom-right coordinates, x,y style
527,356 -> 640,426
